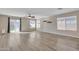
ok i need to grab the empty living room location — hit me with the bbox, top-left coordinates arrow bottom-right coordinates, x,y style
1,0 -> 79,59
0,8 -> 79,51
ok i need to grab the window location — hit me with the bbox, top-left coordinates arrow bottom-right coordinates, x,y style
57,16 -> 77,31
29,20 -> 35,28
36,20 -> 40,28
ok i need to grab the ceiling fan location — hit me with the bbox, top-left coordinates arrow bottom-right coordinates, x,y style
27,13 -> 35,18
26,8 -> 36,19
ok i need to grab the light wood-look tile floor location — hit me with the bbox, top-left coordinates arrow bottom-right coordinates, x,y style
0,31 -> 79,51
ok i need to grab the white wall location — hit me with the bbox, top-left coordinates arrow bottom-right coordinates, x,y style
39,11 -> 79,38
0,15 -> 8,33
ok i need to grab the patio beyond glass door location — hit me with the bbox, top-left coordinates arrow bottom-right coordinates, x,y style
10,19 -> 20,33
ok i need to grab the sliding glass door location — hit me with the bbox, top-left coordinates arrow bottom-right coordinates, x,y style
10,19 -> 20,33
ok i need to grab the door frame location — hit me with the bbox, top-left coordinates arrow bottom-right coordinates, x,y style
7,17 -> 21,33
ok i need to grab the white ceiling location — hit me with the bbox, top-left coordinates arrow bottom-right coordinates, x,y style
0,8 -> 79,17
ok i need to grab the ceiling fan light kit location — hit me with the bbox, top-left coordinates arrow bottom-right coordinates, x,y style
43,20 -> 52,23
47,21 -> 52,23
43,20 -> 47,22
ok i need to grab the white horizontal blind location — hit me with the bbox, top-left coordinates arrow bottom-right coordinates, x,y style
57,16 -> 77,31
